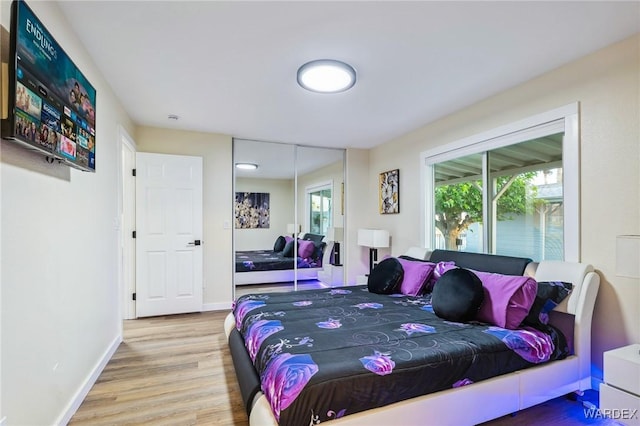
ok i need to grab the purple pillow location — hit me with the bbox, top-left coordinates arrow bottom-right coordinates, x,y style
425,261 -> 457,292
298,239 -> 315,259
396,258 -> 436,296
284,235 -> 294,244
473,270 -> 538,329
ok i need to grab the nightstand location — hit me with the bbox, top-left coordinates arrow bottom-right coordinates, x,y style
600,344 -> 640,426
318,264 -> 344,287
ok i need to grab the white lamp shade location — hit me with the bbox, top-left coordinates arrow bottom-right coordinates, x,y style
357,229 -> 390,248
327,227 -> 344,242
287,223 -> 301,234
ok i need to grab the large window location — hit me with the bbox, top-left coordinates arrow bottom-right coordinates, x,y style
422,105 -> 579,262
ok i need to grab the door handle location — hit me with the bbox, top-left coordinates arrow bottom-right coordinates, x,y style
187,240 -> 202,246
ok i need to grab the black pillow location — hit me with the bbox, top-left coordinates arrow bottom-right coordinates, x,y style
273,236 -> 287,252
522,281 -> 573,326
312,242 -> 326,261
301,233 -> 324,244
367,257 -> 404,294
431,268 -> 484,322
282,240 -> 295,258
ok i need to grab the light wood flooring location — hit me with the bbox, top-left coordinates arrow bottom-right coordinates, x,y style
70,311 -> 247,426
71,305 -> 618,426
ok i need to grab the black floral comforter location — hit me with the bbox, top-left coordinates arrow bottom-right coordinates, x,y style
235,250 -> 320,272
233,286 -> 568,426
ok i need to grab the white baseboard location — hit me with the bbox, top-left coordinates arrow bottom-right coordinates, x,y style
203,302 -> 232,312
55,334 -> 122,426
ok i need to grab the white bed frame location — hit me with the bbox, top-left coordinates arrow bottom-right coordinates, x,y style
234,267 -> 321,286
224,259 -> 600,426
234,241 -> 334,286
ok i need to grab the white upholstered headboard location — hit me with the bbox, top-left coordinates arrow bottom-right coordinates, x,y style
534,260 -> 600,384
534,260 -> 597,316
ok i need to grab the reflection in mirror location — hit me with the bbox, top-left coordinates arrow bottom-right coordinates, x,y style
297,146 -> 345,288
233,139 -> 345,297
234,139 -> 295,297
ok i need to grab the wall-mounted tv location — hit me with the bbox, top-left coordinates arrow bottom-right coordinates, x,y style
1,0 -> 96,172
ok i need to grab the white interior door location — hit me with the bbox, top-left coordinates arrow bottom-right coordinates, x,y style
136,152 -> 203,317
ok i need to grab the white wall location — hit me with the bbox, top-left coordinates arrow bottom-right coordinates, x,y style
344,148 -> 372,283
366,34 -> 640,380
135,126 -> 233,310
0,1 -> 135,424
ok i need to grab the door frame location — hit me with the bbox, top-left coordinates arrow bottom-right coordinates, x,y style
118,126 -> 137,321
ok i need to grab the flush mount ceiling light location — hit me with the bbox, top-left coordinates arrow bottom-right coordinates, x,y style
297,59 -> 356,93
235,162 -> 258,170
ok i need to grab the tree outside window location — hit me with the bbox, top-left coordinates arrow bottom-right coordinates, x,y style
432,134 -> 564,261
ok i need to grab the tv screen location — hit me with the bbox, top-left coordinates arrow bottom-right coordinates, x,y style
1,0 -> 96,172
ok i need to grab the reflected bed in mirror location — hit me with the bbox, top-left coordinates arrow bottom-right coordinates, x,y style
235,233 -> 327,285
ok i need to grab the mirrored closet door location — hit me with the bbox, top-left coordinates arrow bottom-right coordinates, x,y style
233,139 -> 344,295
297,145 -> 345,289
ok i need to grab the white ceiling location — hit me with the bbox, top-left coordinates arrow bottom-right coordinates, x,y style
57,1 -> 639,151
233,139 -> 344,179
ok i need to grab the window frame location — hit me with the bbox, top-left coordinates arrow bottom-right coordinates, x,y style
420,103 -> 580,262
305,180 -> 333,235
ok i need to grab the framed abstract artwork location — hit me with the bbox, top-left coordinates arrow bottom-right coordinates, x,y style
379,169 -> 399,214
235,192 -> 270,228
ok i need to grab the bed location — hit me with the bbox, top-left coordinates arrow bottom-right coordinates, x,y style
235,233 -> 327,285
224,249 -> 600,425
